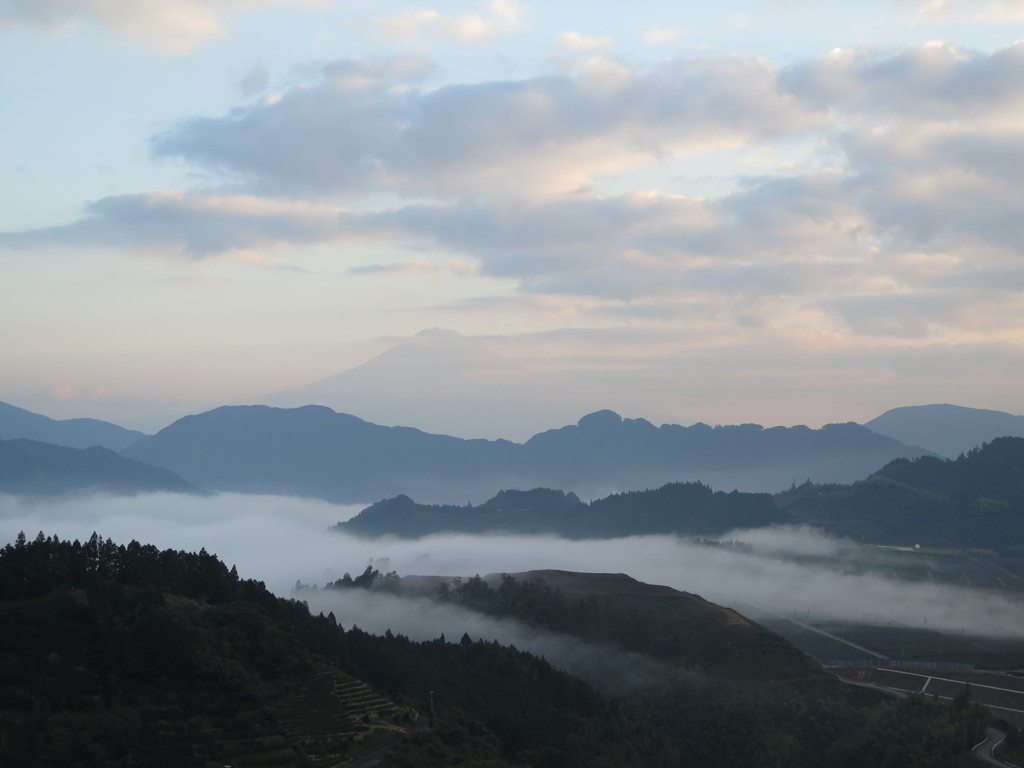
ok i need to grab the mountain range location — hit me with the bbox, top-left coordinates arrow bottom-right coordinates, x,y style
3,397 -> 1023,504
121,405 -> 934,503
0,399 -> 146,451
261,328 -> 683,442
0,438 -> 198,497
339,484 -> 785,539
866,403 -> 1024,459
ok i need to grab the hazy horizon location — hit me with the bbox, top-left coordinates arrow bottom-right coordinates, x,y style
2,1 -> 1023,437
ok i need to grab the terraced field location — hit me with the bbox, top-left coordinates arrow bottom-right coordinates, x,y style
269,668 -> 412,768
145,666 -> 415,768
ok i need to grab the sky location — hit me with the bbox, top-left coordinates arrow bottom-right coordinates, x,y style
2,0 -> 1023,435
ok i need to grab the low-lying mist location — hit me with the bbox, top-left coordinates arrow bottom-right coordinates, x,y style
3,492 -> 1022,642
302,587 -> 685,692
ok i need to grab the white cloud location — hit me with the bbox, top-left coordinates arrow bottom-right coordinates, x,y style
373,0 -> 524,47
912,0 -> 1024,22
0,0 -> 320,54
559,31 -> 611,51
643,28 -> 681,45
151,54 -> 827,200
5,42 -> 1024,352
0,191 -> 351,258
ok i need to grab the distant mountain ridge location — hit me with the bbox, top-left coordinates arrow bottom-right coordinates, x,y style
262,329 -> 586,441
123,404 -> 933,503
0,400 -> 147,451
0,437 -> 199,497
865,403 -> 1024,458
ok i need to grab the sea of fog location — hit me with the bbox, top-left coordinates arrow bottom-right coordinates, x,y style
3,492 -> 1023,645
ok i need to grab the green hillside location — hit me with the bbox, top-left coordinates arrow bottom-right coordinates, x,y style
340,482 -> 785,539
0,533 -> 994,767
339,438 -> 1024,553
778,438 -> 1024,551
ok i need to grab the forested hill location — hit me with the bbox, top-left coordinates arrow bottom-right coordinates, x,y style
779,437 -> 1024,550
122,404 -> 931,502
340,439 -> 1024,551
339,483 -> 786,538
0,437 -> 199,497
874,437 -> 1024,501
0,533 -> 621,767
0,534 -> 991,767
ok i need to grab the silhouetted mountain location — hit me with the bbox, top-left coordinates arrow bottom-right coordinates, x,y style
123,404 -> 524,502
778,437 -> 1024,551
123,405 -> 932,503
0,399 -> 147,451
340,483 -> 786,539
875,436 -> 1024,502
521,411 -> 931,495
0,437 -> 199,497
261,328 -> 683,442
342,439 -> 1024,550
865,403 -> 1024,458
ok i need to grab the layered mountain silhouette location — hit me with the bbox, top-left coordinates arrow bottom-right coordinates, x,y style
0,437 -> 198,497
340,438 -> 1024,549
865,403 -> 1024,459
0,400 -> 147,451
123,404 -> 932,503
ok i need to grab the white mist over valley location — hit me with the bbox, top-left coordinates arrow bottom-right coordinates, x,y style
4,491 -> 1021,641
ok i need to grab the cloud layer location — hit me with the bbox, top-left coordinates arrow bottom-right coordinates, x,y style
0,0 -> 318,53
4,42 -> 1021,348
1,29 -> 1022,431
4,492 -> 1023,638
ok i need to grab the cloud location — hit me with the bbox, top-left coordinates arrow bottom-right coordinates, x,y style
911,0 -> 1024,22
0,192 -> 351,259
783,41 -> 1024,117
643,28 -> 681,45
4,493 -> 1024,640
238,60 -> 269,96
5,42 -> 1023,349
559,31 -> 611,51
152,54 -> 827,200
373,0 -> 524,47
346,258 -> 476,277
303,589 -> 684,692
0,0 -> 319,54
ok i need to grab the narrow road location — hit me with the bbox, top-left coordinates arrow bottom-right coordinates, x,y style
972,727 -> 1009,767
